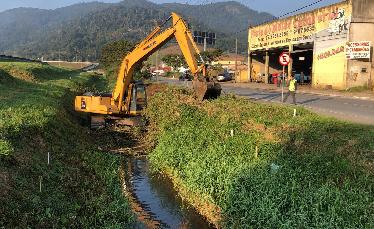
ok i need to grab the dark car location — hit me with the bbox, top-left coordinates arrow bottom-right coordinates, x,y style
179,71 -> 192,81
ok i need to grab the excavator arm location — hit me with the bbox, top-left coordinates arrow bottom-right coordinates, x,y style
113,12 -> 209,111
75,12 -> 220,117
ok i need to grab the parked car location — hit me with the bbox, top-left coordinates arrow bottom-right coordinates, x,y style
179,71 -> 192,81
217,72 -> 232,82
152,69 -> 165,76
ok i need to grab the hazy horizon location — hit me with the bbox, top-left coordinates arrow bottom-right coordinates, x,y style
0,0 -> 344,16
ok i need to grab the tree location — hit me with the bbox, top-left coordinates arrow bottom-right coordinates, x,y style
161,54 -> 187,70
162,49 -> 224,71
99,40 -> 134,68
199,49 -> 223,64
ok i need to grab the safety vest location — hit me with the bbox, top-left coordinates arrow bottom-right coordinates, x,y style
289,79 -> 297,92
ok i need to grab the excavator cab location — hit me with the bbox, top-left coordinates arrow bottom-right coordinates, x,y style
89,82 -> 147,129
129,81 -> 147,115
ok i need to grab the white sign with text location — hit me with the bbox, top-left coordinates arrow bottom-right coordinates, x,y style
346,41 -> 371,59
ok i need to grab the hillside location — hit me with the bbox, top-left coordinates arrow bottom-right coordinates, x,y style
163,1 -> 272,33
0,2 -> 112,55
0,0 -> 273,60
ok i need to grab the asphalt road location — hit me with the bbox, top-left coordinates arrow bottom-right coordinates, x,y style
158,78 -> 374,125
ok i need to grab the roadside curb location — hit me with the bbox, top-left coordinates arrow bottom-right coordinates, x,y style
225,83 -> 374,102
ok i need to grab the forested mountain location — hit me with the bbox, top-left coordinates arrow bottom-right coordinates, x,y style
0,2 -> 112,56
0,0 -> 273,60
163,1 -> 272,33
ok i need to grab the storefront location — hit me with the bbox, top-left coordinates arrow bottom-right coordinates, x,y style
248,0 -> 374,90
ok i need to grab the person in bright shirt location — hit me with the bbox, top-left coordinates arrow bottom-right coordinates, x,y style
282,74 -> 297,105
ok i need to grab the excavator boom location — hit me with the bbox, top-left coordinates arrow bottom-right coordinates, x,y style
75,12 -> 221,118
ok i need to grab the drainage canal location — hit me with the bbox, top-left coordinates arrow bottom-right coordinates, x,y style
121,157 -> 214,229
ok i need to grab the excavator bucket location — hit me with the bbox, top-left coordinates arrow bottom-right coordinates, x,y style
193,79 -> 222,101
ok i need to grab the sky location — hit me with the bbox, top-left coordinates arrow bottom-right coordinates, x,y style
0,0 -> 344,16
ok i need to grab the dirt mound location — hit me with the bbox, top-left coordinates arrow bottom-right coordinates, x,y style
146,83 -> 168,97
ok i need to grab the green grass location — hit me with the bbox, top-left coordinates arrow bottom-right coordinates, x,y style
144,87 -> 374,228
0,62 -> 134,227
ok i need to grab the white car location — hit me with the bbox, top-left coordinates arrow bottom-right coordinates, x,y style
217,75 -> 226,81
217,73 -> 232,82
152,69 -> 165,76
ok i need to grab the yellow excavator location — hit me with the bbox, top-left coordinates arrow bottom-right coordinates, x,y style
74,12 -> 221,127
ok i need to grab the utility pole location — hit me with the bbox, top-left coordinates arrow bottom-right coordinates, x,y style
235,36 -> 238,83
155,50 -> 159,81
59,23 -> 62,67
75,47 -> 78,63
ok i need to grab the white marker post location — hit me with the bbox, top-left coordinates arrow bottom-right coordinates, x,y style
279,52 -> 291,102
39,176 -> 42,193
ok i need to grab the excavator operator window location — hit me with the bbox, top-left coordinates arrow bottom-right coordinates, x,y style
135,84 -> 147,110
129,83 -> 147,114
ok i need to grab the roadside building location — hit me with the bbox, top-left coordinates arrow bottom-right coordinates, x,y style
212,53 -> 246,70
248,0 -> 374,90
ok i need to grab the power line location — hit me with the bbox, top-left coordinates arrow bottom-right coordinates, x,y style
277,0 -> 324,19
183,0 -> 330,46
183,0 -> 328,33
252,0 -> 326,27
229,0 -> 329,53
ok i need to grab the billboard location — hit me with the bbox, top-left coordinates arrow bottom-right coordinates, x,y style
248,1 -> 352,50
193,31 -> 216,45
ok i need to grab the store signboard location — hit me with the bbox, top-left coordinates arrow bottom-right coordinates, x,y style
248,1 -> 351,50
346,41 -> 371,59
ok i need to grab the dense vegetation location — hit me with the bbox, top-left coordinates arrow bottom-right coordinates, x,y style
0,2 -> 112,58
99,40 -> 151,88
99,40 -> 134,69
0,62 -> 135,227
0,0 -> 273,60
144,87 -> 374,228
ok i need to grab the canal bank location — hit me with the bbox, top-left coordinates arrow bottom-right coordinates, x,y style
144,86 -> 374,228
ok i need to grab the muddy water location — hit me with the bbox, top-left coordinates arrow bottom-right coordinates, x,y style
121,157 -> 214,229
